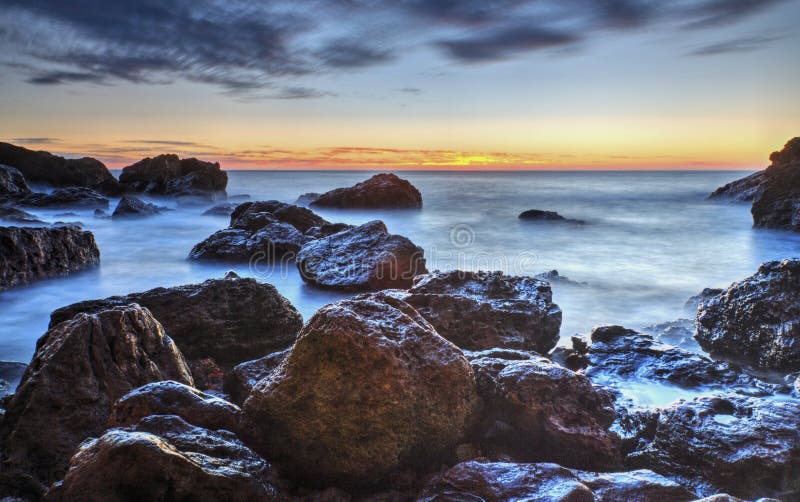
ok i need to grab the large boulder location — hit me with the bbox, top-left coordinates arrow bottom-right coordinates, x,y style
0,305 -> 193,484
627,395 -> 800,499
50,273 -> 303,367
119,154 -> 227,195
0,225 -> 99,290
310,173 -> 422,209
45,415 -> 282,502
0,142 -> 120,194
387,270 -> 561,353
16,187 -> 109,209
240,293 -> 478,488
0,164 -> 31,197
751,137 -> 800,230
418,461 -> 694,501
467,349 -> 621,470
111,195 -> 165,219
297,220 -> 427,291
695,260 -> 800,371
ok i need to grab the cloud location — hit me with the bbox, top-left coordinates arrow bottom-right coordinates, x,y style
10,137 -> 59,144
682,0 -> 788,29
316,39 -> 395,69
688,35 -> 783,56
26,71 -> 106,85
397,87 -> 422,95
437,26 -> 581,62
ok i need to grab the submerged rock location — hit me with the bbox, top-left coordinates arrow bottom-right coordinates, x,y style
387,270 -> 561,353
119,154 -> 227,195
0,225 -> 99,290
45,415 -> 281,502
50,274 -> 302,367
111,195 -> 165,219
695,259 -> 800,371
223,348 -> 290,405
297,220 -> 427,291
294,192 -> 321,206
16,187 -> 109,209
1,305 -> 193,484
202,202 -> 239,216
519,209 -> 585,224
310,173 -> 422,209
0,205 -> 45,225
241,293 -> 477,488
0,164 -> 32,196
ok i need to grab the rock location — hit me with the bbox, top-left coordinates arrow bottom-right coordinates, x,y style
108,380 -> 239,432
386,270 -> 561,353
586,326 -> 777,395
223,348 -> 290,405
751,138 -> 800,230
93,208 -> 109,219
16,187 -> 109,209
0,142 -> 120,193
45,414 -> 281,502
695,259 -> 800,371
1,305 -> 193,484
0,361 -> 27,399
708,170 -> 767,201
467,349 -> 621,470
0,205 -> 45,225
297,220 -> 427,291
0,164 -> 31,196
188,357 -> 225,393
519,209 -> 585,224
294,192 -> 321,206
418,461 -> 694,501
50,274 -> 302,367
240,293 -> 477,488
627,395 -> 800,499
640,318 -> 700,351
232,200 -> 329,233
111,195 -> 165,218
534,269 -> 588,286
310,173 -> 422,209
119,154 -> 227,195
202,202 -> 239,216
0,225 -> 99,290
684,288 -> 725,314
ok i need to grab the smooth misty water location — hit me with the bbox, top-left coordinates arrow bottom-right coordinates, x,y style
2,170 -> 799,405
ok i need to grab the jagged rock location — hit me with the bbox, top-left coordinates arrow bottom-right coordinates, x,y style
294,192 -> 320,206
0,361 -> 27,399
751,137 -> 800,230
108,380 -> 239,432
119,154 -> 227,195
417,461 -> 694,501
640,319 -> 700,351
188,357 -> 225,393
310,173 -> 422,209
386,270 -> 561,353
627,395 -> 800,499
684,288 -> 724,314
202,202 -> 239,216
0,142 -> 120,193
232,201 -> 329,233
695,259 -> 800,371
0,164 -> 31,196
708,171 -> 767,201
0,305 -> 193,484
467,349 -> 621,470
16,187 -> 109,209
534,269 -> 588,286
0,225 -> 99,290
111,195 -> 164,219
518,209 -> 585,224
223,349 -> 290,405
50,274 -> 302,367
297,220 -> 427,291
45,415 -> 281,502
0,205 -> 44,225
240,293 -> 477,488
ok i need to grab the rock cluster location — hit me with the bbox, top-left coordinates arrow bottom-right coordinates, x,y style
309,172 -> 422,209
119,154 -> 227,197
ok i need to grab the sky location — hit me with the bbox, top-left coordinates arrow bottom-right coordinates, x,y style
0,0 -> 798,170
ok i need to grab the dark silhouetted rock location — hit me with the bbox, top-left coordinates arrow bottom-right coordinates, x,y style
203,202 -> 239,216
1,305 -> 193,484
467,349 -> 621,470
224,349 -> 290,405
519,209 -> 585,224
708,171 -> 767,201
111,195 -> 164,219
0,164 -> 31,197
119,154 -> 227,196
0,205 -> 44,225
387,270 -> 561,353
241,293 -> 477,488
45,415 -> 281,502
231,200 -> 329,233
310,173 -> 422,209
751,138 -> 800,230
297,220 -> 427,291
696,259 -> 800,371
50,274 -> 302,367
0,225 -> 99,290
16,187 -> 109,209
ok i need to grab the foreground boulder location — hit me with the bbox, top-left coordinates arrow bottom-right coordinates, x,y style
696,260 -> 800,371
0,225 -> 99,290
50,273 -> 302,367
119,154 -> 227,196
111,195 -> 165,219
518,209 -> 585,224
16,187 -> 109,209
310,172 -> 422,209
1,305 -> 193,484
387,270 -> 561,353
241,293 -> 477,488
627,395 -> 800,499
45,415 -> 281,502
468,349 -> 621,470
0,164 -> 31,197
297,220 -> 427,291
418,461 -> 694,501
751,137 -> 800,230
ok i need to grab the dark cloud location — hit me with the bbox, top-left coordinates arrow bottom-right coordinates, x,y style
688,35 -> 783,56
26,71 -> 106,85
683,0 -> 788,29
316,40 -> 395,68
10,137 -> 59,144
438,26 -> 581,62
398,87 -> 422,95
273,86 -> 337,100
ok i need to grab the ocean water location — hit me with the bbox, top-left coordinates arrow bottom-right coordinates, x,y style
2,170 -> 799,405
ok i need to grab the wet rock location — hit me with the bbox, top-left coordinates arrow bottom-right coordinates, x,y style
45,414 -> 281,502
627,395 -> 800,499
751,137 -> 800,230
232,200 -> 329,233
50,274 -> 302,367
0,142 -> 120,193
188,357 -> 225,393
708,171 -> 767,201
1,305 -> 193,484
297,220 -> 427,291
684,288 -> 725,314
386,270 -> 561,353
519,209 -> 585,224
108,380 -> 239,432
418,461 -> 693,501
310,173 -> 422,209
695,259 -> 800,371
0,225 -> 99,290
534,269 -> 588,286
119,154 -> 227,195
0,361 -> 27,399
111,195 -> 165,218
0,164 -> 31,196
202,202 -> 239,216
640,319 -> 700,351
467,349 -> 621,470
240,293 -> 477,488
224,348 -> 290,405
0,205 -> 45,225
16,187 -> 109,209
